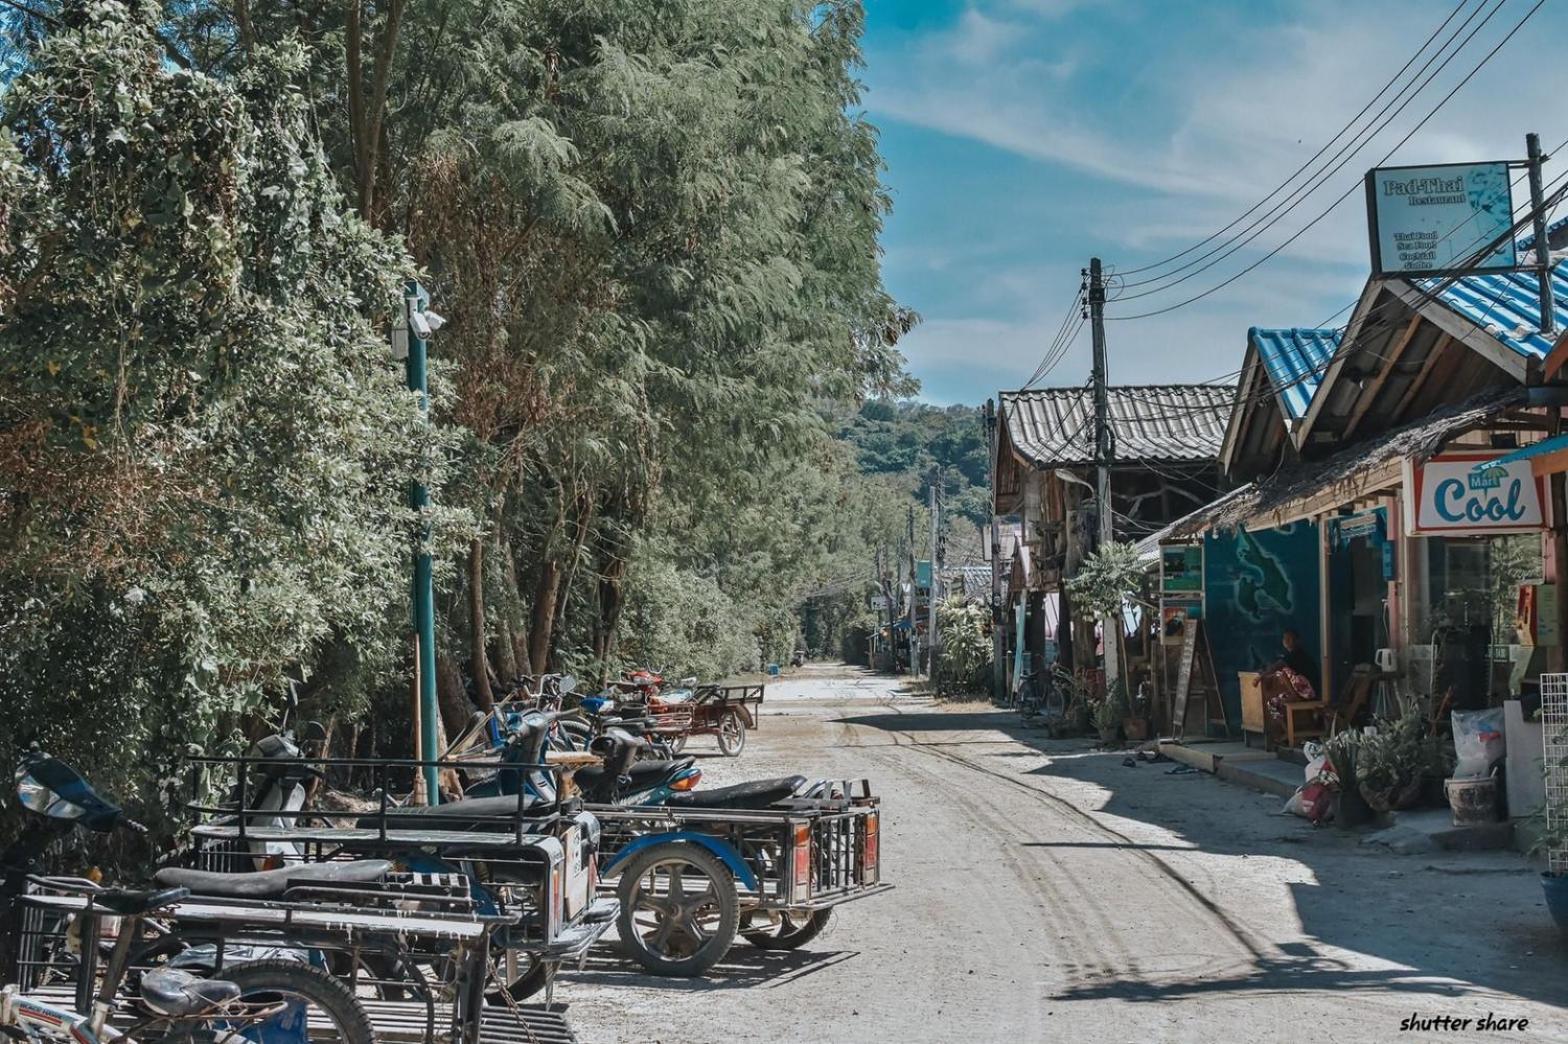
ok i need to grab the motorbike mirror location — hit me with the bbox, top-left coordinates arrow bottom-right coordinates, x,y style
15,753 -> 123,831
558,675 -> 577,696
302,720 -> 328,743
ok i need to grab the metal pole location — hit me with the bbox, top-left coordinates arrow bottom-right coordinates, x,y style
1527,133 -> 1556,336
1088,257 -> 1121,692
405,280 -> 440,804
907,505 -> 917,672
927,477 -> 940,677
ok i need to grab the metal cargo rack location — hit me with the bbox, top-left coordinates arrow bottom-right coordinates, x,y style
179,753 -> 582,949
13,877 -> 579,1043
590,779 -> 889,911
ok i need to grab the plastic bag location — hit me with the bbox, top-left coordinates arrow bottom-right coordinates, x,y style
1452,707 -> 1505,779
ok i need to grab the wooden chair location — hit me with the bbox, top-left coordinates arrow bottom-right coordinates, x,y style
1330,666 -> 1374,733
1283,698 -> 1329,748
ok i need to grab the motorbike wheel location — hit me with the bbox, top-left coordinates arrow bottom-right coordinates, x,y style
194,959 -> 374,1044
740,908 -> 833,950
668,733 -> 688,756
556,719 -> 592,751
615,845 -> 738,977
717,711 -> 746,757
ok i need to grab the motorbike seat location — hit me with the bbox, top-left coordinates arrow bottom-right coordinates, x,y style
574,758 -> 694,788
664,776 -> 805,810
139,967 -> 242,1017
154,859 -> 391,900
94,886 -> 190,916
357,793 -> 549,827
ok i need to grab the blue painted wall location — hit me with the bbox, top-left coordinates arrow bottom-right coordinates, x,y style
1203,522 -> 1322,733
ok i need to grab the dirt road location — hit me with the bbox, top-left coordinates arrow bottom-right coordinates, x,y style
562,666 -> 1568,1043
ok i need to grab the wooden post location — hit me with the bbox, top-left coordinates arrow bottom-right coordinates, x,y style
409,634 -> 428,807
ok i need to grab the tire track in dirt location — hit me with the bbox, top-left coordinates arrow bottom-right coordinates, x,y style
857,696 -> 1272,970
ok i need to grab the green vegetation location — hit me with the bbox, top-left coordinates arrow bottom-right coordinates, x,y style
0,0 -> 916,820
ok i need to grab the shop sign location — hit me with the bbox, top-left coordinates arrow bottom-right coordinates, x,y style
1365,161 -> 1516,277
1402,453 -> 1545,536
1160,543 -> 1203,594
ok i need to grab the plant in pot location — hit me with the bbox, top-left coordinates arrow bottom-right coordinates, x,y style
1324,727 -> 1371,827
1537,723 -> 1568,934
1358,695 -> 1441,813
1092,681 -> 1125,746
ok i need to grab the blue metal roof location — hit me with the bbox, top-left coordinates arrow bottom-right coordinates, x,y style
1420,258 -> 1568,362
1248,327 -> 1341,421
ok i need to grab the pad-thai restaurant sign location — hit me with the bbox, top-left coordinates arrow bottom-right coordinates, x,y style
1402,453 -> 1545,536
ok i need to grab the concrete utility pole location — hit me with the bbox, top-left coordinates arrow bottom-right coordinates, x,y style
907,504 -> 918,673
1088,258 -> 1120,692
927,475 -> 940,677
1527,133 -> 1556,337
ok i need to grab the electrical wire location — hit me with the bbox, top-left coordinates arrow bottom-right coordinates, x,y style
1111,0 -> 1479,280
1114,0 -> 1504,297
1106,0 -> 1548,322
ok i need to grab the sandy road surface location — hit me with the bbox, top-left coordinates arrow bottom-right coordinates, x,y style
561,665 -> 1568,1043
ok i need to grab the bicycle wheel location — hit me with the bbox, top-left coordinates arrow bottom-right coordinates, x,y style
194,959 -> 374,1044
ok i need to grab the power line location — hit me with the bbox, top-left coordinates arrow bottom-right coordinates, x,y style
1106,0 -> 1548,322
1113,0 -> 1492,289
1113,0 -> 1505,300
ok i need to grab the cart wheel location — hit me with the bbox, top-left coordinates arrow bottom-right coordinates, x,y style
485,951 -> 551,1004
741,908 -> 833,950
669,732 -> 688,756
717,710 -> 746,757
616,845 -> 739,977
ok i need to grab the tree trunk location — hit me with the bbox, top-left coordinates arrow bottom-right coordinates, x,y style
549,495 -> 594,670
529,559 -> 562,675
468,538 -> 493,710
435,653 -> 472,740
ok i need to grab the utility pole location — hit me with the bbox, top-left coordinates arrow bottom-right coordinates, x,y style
907,504 -> 918,673
927,475 -> 940,677
1088,257 -> 1120,692
401,280 -> 440,805
1527,133 -> 1556,336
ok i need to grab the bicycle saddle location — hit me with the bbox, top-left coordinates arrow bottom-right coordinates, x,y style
139,967 -> 242,1017
94,886 -> 190,916
154,858 -> 390,900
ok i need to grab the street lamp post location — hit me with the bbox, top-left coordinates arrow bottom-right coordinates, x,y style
396,280 -> 440,804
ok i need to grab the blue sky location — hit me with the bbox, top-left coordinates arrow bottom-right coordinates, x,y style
861,0 -> 1568,405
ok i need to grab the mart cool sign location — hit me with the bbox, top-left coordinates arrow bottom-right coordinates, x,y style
1403,453 -> 1545,536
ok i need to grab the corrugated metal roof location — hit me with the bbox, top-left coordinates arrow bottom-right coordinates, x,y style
999,384 -> 1234,467
1420,257 -> 1568,361
1248,327 -> 1340,421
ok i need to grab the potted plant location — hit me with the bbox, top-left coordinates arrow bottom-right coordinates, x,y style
1092,682 -> 1124,746
1358,695 -> 1441,813
1538,725 -> 1568,934
1324,727 -> 1372,827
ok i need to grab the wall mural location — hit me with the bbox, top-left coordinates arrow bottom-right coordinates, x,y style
1203,522 -> 1322,732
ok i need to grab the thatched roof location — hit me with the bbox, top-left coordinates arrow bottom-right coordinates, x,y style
1165,386 -> 1526,537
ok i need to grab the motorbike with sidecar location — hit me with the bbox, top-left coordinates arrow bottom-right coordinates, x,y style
435,703 -> 890,978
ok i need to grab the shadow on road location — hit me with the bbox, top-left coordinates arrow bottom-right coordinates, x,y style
566,946 -> 862,993
834,700 -> 1568,1012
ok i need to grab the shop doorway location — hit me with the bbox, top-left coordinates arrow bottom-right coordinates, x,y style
1327,509 -> 1390,710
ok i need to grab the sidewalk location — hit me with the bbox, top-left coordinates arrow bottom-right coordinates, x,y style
1158,738 -> 1519,853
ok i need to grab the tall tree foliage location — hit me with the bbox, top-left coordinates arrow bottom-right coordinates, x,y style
0,0 -> 912,809
0,2 -> 465,804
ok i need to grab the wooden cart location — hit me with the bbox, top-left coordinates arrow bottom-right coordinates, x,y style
667,684 -> 764,756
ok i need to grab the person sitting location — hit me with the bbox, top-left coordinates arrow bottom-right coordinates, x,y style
1261,629 -> 1317,728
